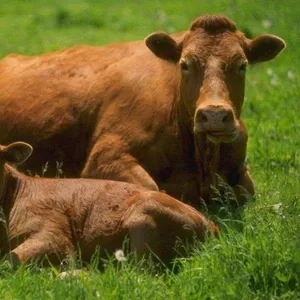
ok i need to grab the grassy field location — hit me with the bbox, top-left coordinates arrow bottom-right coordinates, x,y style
0,0 -> 299,299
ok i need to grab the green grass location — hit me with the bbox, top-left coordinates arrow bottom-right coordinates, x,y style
0,0 -> 300,299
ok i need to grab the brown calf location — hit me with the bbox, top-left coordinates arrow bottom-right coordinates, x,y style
0,15 -> 285,206
0,142 -> 218,266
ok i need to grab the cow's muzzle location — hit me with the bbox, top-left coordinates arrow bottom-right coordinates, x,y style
194,105 -> 239,143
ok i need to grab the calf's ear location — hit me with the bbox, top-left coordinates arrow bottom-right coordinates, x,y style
145,32 -> 181,63
3,142 -> 33,165
247,34 -> 286,64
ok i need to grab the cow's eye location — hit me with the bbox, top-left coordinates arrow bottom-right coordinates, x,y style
180,61 -> 189,72
238,62 -> 247,75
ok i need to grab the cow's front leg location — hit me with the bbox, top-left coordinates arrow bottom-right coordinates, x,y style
159,170 -> 199,205
230,166 -> 255,205
81,137 -> 158,191
218,120 -> 254,206
217,164 -> 255,207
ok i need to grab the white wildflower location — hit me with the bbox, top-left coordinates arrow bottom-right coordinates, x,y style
272,203 -> 282,212
287,71 -> 295,80
266,68 -> 273,76
59,269 -> 85,280
262,19 -> 272,29
114,249 -> 127,262
270,77 -> 279,86
95,291 -> 101,298
157,10 -> 167,23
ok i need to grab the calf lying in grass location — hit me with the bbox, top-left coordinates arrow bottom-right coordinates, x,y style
0,142 -> 218,267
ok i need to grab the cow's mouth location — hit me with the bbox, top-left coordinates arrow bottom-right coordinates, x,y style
193,122 -> 239,144
206,130 -> 238,143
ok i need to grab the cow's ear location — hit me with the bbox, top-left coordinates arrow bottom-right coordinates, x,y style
145,32 -> 181,63
3,142 -> 33,165
247,34 -> 286,64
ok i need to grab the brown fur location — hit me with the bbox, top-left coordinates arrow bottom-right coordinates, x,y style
190,15 -> 237,33
0,142 -> 218,266
0,15 -> 285,206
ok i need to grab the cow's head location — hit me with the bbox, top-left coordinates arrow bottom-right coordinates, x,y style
145,15 -> 285,143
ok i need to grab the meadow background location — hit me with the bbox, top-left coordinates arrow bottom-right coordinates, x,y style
0,0 -> 299,299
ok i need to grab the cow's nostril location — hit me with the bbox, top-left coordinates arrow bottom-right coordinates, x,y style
222,111 -> 233,123
201,114 -> 208,123
222,114 -> 228,123
198,112 -> 208,123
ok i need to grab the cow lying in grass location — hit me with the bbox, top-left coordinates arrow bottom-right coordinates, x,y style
0,14 -> 286,207
0,142 -> 218,267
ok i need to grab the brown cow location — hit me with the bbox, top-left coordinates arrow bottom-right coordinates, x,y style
0,142 -> 218,267
0,15 -> 285,206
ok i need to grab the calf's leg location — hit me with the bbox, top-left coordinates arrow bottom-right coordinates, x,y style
122,192 -> 215,265
125,214 -> 162,261
8,234 -> 74,267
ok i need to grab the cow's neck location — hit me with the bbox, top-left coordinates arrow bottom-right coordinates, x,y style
170,94 -> 222,200
169,94 -> 197,169
194,135 -> 220,201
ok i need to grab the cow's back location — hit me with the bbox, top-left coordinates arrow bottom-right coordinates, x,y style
0,43 -> 140,142
0,40 -> 178,175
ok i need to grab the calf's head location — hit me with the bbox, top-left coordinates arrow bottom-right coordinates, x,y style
146,15 -> 285,143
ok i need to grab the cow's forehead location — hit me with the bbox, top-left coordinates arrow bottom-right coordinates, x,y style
181,29 -> 247,63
